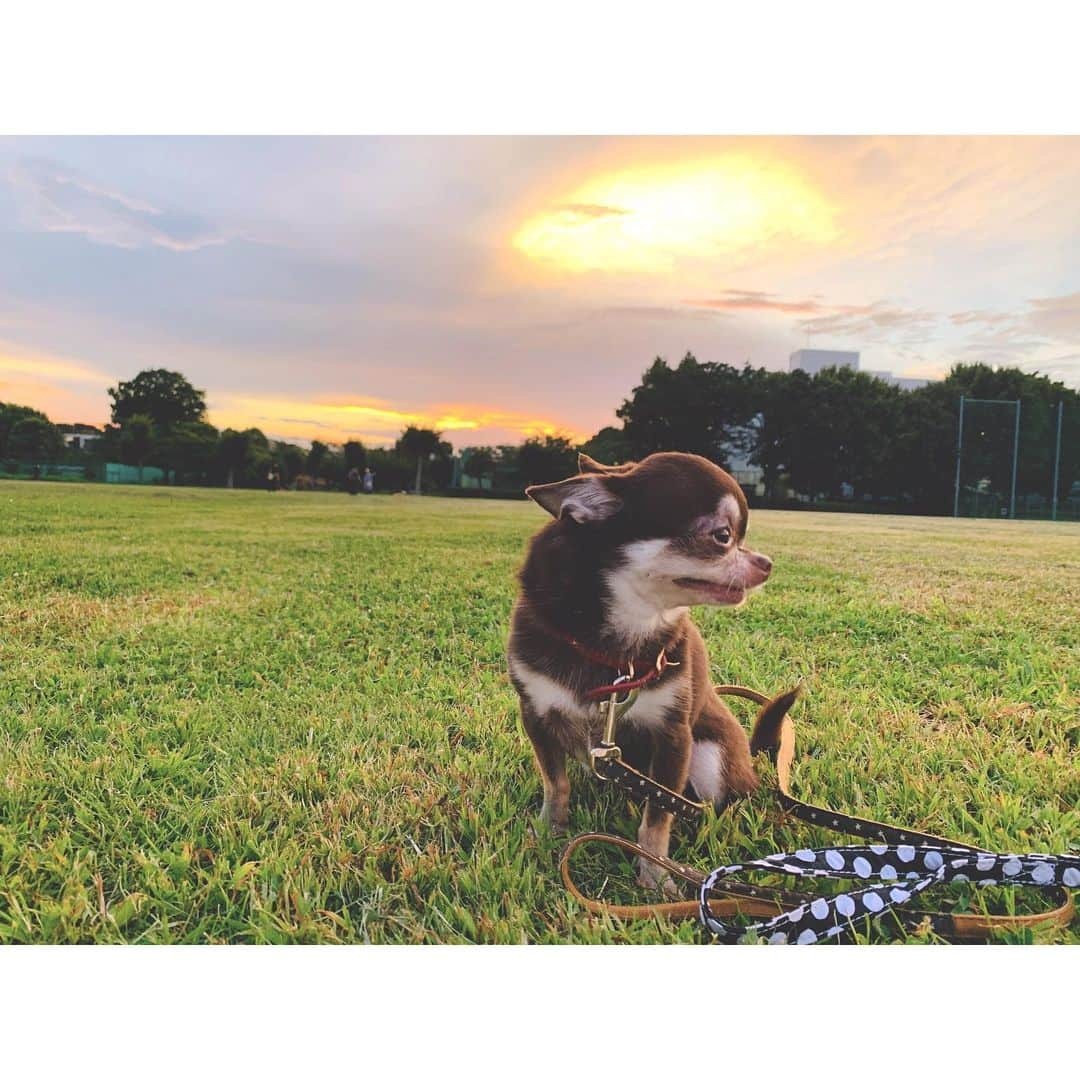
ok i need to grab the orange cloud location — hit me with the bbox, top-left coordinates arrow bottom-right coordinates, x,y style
513,154 -> 836,274
208,392 -> 580,446
0,351 -> 110,386
0,352 -> 583,448
690,290 -> 825,315
683,291 -> 941,346
0,349 -> 114,424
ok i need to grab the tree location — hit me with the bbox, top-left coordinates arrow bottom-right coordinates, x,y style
578,426 -> 631,466
603,353 -> 1078,515
396,426 -> 451,493
616,353 -> 754,465
316,445 -> 346,487
785,367 -> 904,500
218,428 -> 269,489
273,441 -> 308,487
517,434 -> 578,485
889,380 -> 959,513
119,414 -> 156,481
939,363 -> 1080,509
306,440 -> 330,477
1,403 -> 52,457
93,424 -> 123,466
742,367 -> 809,499
491,445 -> 521,491
366,447 -> 414,492
108,369 -> 207,431
244,429 -> 271,487
218,430 -> 246,489
343,441 -> 367,471
462,446 -> 496,487
156,420 -> 220,485
7,415 -> 63,464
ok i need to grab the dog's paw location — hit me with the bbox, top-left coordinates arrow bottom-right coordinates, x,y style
539,803 -> 569,836
637,858 -> 680,897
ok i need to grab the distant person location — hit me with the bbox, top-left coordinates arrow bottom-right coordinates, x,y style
346,467 -> 360,495
266,465 -> 280,492
363,467 -> 375,494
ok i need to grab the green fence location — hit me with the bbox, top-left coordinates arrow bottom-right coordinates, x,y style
0,462 -> 94,481
954,398 -> 1079,520
103,463 -> 166,485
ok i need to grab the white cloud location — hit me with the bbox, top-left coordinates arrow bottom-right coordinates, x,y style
6,156 -> 232,252
1024,291 -> 1080,339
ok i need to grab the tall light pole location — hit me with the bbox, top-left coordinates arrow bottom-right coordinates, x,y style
1010,398 -> 1021,519
1051,400 -> 1064,521
953,395 -> 965,517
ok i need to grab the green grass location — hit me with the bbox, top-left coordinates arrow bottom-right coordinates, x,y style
1,480 -> 1077,944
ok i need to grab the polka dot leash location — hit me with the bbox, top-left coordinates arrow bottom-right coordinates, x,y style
561,685 -> 1077,942
699,843 -> 1080,944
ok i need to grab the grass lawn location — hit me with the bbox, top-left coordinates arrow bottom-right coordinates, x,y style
1,480 -> 1077,944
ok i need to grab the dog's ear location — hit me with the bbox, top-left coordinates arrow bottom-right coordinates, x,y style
578,452 -> 636,475
526,474 -> 623,523
578,452 -> 609,474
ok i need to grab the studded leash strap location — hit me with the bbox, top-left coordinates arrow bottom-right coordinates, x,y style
560,684 -> 1077,942
588,668 -> 709,823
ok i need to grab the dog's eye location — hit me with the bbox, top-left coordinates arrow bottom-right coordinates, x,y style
711,526 -> 732,546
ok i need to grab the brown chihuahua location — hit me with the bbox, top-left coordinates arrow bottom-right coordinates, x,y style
507,451 -> 773,887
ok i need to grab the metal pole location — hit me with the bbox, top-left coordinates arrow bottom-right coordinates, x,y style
1051,400 -> 1063,521
953,395 -> 965,517
1009,399 -> 1021,519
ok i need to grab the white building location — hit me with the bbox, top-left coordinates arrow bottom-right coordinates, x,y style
57,424 -> 103,450
791,350 -> 930,390
721,418 -> 765,496
863,369 -> 930,390
726,452 -> 764,496
789,348 -> 859,374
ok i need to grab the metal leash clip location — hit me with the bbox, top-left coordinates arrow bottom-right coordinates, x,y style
588,654 -> 705,822
592,666 -> 638,768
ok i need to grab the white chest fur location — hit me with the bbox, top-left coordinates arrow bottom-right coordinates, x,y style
619,672 -> 688,731
510,656 -> 688,738
508,657 -> 593,723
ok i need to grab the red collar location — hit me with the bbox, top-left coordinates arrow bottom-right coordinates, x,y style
542,623 -> 678,702
582,653 -> 672,701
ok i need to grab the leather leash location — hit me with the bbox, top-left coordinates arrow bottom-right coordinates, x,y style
589,670 -> 707,821
561,684 -> 1077,942
536,618 -> 702,816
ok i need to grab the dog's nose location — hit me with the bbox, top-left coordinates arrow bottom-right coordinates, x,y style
748,552 -> 772,577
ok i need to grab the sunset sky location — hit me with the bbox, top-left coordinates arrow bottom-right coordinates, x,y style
2,136 -> 1078,449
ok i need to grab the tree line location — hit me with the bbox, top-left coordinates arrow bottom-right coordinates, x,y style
0,369 -> 587,494
613,354 -> 1079,514
2,359 -> 1076,514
